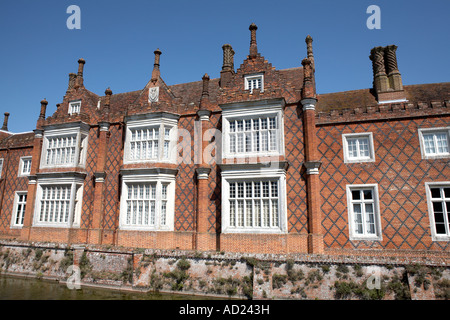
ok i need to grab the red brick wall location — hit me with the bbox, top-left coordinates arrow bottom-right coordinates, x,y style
0,147 -> 32,235
317,115 -> 450,251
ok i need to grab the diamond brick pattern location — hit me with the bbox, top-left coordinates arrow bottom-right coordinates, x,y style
103,125 -> 122,230
206,113 -> 221,233
0,148 -> 32,232
176,116 -> 196,232
284,106 -> 308,233
80,128 -> 97,228
317,117 -> 450,250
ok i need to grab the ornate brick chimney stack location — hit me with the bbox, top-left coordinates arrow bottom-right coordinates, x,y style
1,112 -> 9,131
249,23 -> 258,59
151,48 -> 162,82
220,44 -> 235,87
370,45 -> 406,103
66,73 -> 77,94
74,59 -> 85,89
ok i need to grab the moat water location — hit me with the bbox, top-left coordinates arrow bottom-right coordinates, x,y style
0,275 -> 206,300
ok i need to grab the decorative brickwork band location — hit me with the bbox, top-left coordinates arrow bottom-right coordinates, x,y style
1,113 -> 9,131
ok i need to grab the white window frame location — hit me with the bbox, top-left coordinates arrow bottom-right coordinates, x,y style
418,127 -> 450,159
342,132 -> 375,163
11,191 -> 27,228
221,99 -> 285,160
33,176 -> 84,228
221,165 -> 287,234
346,184 -> 382,240
124,114 -> 178,165
245,73 -> 264,93
119,172 -> 176,231
0,158 -> 3,179
425,182 -> 450,241
18,156 -> 32,177
40,124 -> 89,169
68,100 -> 81,115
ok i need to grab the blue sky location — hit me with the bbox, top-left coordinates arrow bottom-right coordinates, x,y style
0,0 -> 449,132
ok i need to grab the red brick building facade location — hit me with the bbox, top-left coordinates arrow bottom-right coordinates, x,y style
0,24 -> 449,257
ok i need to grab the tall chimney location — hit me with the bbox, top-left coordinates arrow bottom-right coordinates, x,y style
75,58 -> 85,88
152,48 -> 162,81
370,47 -> 389,93
384,45 -> 403,91
1,112 -> 9,131
370,45 -> 405,103
67,73 -> 77,93
220,44 -> 235,88
199,73 -> 210,110
39,99 -> 48,119
249,23 -> 258,58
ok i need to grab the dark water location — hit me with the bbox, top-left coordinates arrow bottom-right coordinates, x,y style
0,275 -> 205,300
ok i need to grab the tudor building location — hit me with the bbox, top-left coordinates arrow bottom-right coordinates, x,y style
0,24 -> 449,258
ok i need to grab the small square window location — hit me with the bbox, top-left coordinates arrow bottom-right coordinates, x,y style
419,128 -> 450,159
342,133 -> 375,163
245,74 -> 264,93
69,101 -> 81,115
19,157 -> 32,176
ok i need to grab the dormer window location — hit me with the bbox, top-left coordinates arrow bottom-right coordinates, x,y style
245,74 -> 264,93
69,100 -> 81,115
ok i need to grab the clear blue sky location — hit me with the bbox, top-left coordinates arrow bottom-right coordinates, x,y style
0,0 -> 449,133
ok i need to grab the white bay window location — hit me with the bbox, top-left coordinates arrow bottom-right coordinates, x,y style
41,123 -> 89,169
221,164 -> 287,234
221,99 -> 285,160
33,175 -> 84,228
119,170 -> 176,231
124,113 -> 178,164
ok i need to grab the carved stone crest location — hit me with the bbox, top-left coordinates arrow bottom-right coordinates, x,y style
148,86 -> 159,103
